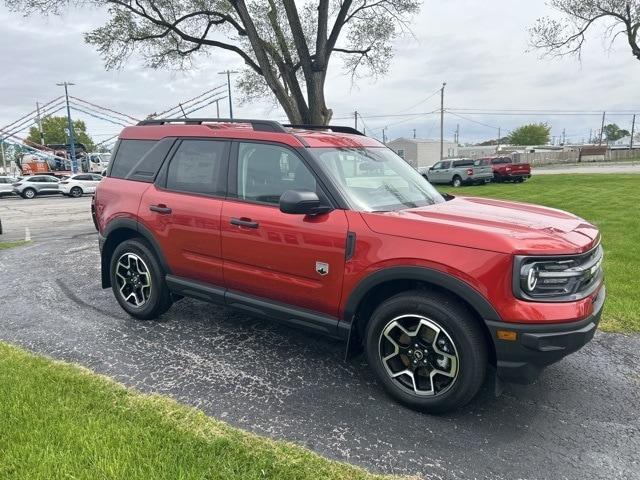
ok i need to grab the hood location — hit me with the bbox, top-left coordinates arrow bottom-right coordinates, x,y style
361,196 -> 599,255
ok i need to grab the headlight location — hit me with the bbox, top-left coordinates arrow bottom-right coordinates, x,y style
514,244 -> 603,301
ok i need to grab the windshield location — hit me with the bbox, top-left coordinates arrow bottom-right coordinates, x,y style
310,147 -> 445,212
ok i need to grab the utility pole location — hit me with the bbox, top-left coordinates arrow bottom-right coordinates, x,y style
56,82 -> 77,174
497,127 -> 501,151
36,102 -> 45,145
215,99 -> 220,118
354,111 -> 358,130
599,111 -> 606,145
382,127 -> 388,144
218,70 -> 239,119
455,124 -> 459,144
178,103 -> 187,118
562,128 -> 566,145
0,138 -> 6,174
439,82 -> 446,160
630,114 -> 636,150
412,128 -> 416,139
589,129 -> 593,144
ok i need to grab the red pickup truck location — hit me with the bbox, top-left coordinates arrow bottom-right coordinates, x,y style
478,157 -> 531,183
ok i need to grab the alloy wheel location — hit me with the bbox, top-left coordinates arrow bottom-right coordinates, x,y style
114,253 -> 152,307
378,314 -> 459,397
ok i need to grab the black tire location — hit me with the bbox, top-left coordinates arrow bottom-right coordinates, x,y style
22,188 -> 36,199
110,238 -> 172,320
364,290 -> 487,413
451,175 -> 462,188
70,186 -> 83,198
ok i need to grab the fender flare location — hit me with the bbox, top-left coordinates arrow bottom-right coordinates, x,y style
343,266 -> 502,325
342,266 -> 502,359
100,219 -> 171,287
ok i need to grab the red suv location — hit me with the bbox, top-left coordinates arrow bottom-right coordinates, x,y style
93,119 -> 605,412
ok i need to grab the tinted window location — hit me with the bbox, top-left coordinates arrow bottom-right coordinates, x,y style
453,160 -> 473,167
0,178 -> 6,184
440,161 -> 451,169
91,174 -> 103,181
432,162 -> 442,170
27,177 -> 43,183
110,140 -> 157,179
75,174 -> 92,181
236,143 -> 316,205
166,140 -> 226,195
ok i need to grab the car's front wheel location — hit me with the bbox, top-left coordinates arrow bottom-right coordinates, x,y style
110,238 -> 172,320
70,186 -> 83,198
365,290 -> 487,413
22,188 -> 36,199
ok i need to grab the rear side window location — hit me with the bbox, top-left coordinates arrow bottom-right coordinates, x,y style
453,160 -> 473,167
75,174 -> 92,181
109,140 -> 157,179
165,140 -> 227,195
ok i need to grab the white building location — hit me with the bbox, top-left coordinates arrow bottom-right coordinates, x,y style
386,138 -> 458,168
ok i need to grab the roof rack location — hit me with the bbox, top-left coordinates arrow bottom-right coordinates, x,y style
137,118 -> 287,133
283,124 -> 364,136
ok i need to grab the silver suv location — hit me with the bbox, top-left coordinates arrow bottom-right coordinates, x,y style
426,158 -> 493,187
12,175 -> 60,199
0,176 -> 18,197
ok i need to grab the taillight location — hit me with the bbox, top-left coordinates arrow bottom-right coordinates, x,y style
505,166 -> 511,171
466,168 -> 473,175
60,181 -> 69,184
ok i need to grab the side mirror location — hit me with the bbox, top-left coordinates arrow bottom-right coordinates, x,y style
279,190 -> 332,215
428,167 -> 434,171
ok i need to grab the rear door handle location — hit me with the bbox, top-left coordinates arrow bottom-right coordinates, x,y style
230,217 -> 259,229
149,204 -> 172,214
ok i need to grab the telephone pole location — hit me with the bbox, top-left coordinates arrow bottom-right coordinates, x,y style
215,99 -> 220,118
382,127 -> 388,144
497,127 -> 501,151
412,128 -> 416,139
440,82 -> 446,160
562,128 -> 566,145
455,124 -> 459,144
599,111 -> 606,145
354,111 -> 358,130
218,70 -> 239,119
56,82 -> 77,174
36,102 -> 45,145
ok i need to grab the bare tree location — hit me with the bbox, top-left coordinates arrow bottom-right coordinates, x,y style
529,1 -> 640,61
6,0 -> 421,124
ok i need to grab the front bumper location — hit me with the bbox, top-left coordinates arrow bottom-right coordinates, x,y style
486,285 -> 605,383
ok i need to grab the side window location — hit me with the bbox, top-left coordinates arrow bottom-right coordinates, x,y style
441,161 -> 451,169
75,174 -> 91,181
397,149 -> 405,159
236,142 -> 317,205
28,177 -> 42,183
110,140 -> 157,179
432,162 -> 442,170
166,140 -> 226,195
91,174 -> 103,181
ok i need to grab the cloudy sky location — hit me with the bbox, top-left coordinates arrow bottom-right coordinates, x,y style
1,0 -> 639,147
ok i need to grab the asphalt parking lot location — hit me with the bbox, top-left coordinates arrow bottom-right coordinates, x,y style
1,197 -> 639,480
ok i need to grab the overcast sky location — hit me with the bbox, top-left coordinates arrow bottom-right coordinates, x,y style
1,0 -> 639,146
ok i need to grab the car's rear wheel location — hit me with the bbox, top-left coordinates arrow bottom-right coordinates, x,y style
22,188 -> 36,199
70,186 -> 83,198
364,290 -> 487,413
110,238 -> 172,320
452,175 -> 462,188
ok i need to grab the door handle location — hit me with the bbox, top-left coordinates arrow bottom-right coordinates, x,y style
230,217 -> 259,228
149,204 -> 172,214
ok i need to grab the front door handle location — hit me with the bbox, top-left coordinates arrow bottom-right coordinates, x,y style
230,217 -> 259,229
149,204 -> 172,214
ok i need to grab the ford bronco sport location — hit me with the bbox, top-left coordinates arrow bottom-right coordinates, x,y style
93,119 -> 605,412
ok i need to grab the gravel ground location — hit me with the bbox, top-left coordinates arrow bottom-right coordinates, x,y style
0,196 -> 639,480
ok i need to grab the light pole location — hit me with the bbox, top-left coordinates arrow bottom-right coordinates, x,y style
57,82 -> 78,173
218,70 -> 238,119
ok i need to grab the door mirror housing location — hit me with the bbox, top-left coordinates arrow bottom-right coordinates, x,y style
279,190 -> 332,215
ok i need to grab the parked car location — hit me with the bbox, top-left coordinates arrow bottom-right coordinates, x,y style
94,119 -> 604,413
480,156 -> 531,183
425,158 -> 493,187
0,176 -> 18,197
12,175 -> 60,199
59,173 -> 103,198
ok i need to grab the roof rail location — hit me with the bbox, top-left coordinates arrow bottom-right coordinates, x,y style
283,124 -> 364,136
137,118 -> 287,133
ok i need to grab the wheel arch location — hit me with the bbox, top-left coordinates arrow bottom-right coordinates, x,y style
343,266 -> 500,363
100,219 -> 171,288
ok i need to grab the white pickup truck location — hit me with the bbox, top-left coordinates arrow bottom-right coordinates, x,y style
423,158 -> 494,187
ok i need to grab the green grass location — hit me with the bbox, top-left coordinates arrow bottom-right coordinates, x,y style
441,174 -> 639,333
0,342 -> 400,480
0,241 -> 28,250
